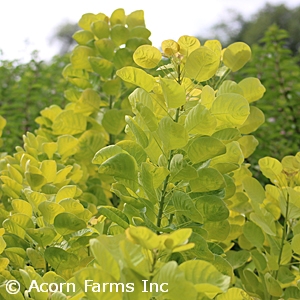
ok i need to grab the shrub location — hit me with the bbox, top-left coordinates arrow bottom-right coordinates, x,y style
0,8 -> 299,300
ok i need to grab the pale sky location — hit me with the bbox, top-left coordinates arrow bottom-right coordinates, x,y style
1,0 -> 299,62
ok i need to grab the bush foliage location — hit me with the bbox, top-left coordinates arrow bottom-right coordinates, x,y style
0,53 -> 70,153
0,8 -> 300,300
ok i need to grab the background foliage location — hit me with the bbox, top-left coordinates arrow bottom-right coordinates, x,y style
0,52 -> 70,154
231,25 -> 300,181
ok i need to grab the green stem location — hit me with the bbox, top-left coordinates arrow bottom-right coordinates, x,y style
156,64 -> 182,234
214,68 -> 231,90
276,191 -> 290,279
269,190 -> 290,300
108,95 -> 115,145
156,108 -> 180,233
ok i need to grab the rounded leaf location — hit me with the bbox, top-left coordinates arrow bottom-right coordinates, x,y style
185,47 -> 220,82
223,42 -> 251,72
133,45 -> 161,68
54,212 -> 86,236
211,93 -> 250,126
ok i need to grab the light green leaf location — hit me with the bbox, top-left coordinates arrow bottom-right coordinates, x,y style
102,109 -> 126,135
52,111 -> 87,135
154,261 -> 198,300
40,160 -> 57,183
45,247 -> 78,270
184,103 -> 217,135
56,185 -> 81,202
203,220 -> 230,241
125,115 -> 149,148
125,226 -> 160,249
210,141 -> 244,165
54,212 -> 86,235
201,85 -> 215,109
215,287 -> 252,300
94,38 -> 115,60
90,238 -> 120,280
158,117 -> 188,150
264,273 -> 283,297
78,13 -> 103,30
239,106 -> 265,134
99,206 -> 129,229
250,211 -> 276,236
133,45 -> 161,68
291,234 -> 300,254
126,10 -> 145,28
116,140 -> 147,165
89,57 -> 114,78
223,42 -> 251,72
217,80 -> 243,96
110,8 -> 126,26
178,35 -> 200,56
98,152 -> 138,183
243,177 -> 265,204
91,20 -> 109,39
238,77 -> 266,102
26,227 -> 57,247
225,250 -> 250,269
136,103 -> 158,132
212,128 -> 241,142
39,201 -> 65,224
128,88 -> 153,113
110,24 -> 130,46
185,47 -> 220,82
92,145 -> 124,165
139,162 -> 160,204
72,30 -> 94,45
11,199 -> 32,217
57,135 -> 78,160
75,130 -> 106,162
116,66 -> 155,92
159,78 -> 186,108
238,135 -> 259,158
188,136 -> 226,164
190,169 -> 226,193
179,260 -> 231,295
243,221 -> 265,249
211,93 -> 250,126
171,191 -> 203,223
258,156 -> 283,182
169,154 -> 198,182
70,46 -> 95,71
111,183 -> 144,208
195,195 -> 229,222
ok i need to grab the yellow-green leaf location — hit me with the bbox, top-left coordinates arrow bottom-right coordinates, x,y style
238,77 -> 266,103
223,42 -> 251,72
158,117 -> 189,150
259,157 -> 283,182
70,46 -> 95,71
110,8 -> 126,26
72,30 -> 94,45
133,45 -> 161,69
211,93 -> 250,126
52,111 -> 87,135
116,66 -> 155,92
159,78 -> 186,108
91,20 -> 109,39
188,136 -> 226,164
178,35 -> 200,56
185,47 -> 220,82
